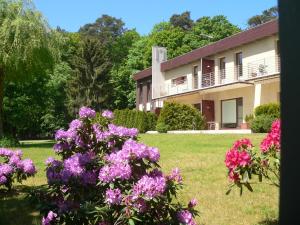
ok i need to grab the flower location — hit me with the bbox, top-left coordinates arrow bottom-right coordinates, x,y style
225,148 -> 251,170
102,110 -> 114,119
260,119 -> 281,153
98,163 -> 131,183
0,164 -> 13,176
167,167 -> 182,183
233,138 -> 253,150
177,210 -> 196,225
105,188 -> 122,205
42,211 -> 57,225
0,175 -> 7,185
133,173 -> 166,200
79,106 -> 96,118
20,159 -> 36,175
188,198 -> 198,208
108,124 -> 138,138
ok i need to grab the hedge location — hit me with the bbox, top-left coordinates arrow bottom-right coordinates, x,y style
157,102 -> 205,131
254,103 -> 280,118
113,109 -> 157,133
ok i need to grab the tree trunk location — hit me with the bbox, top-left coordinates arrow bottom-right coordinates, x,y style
0,67 -> 4,137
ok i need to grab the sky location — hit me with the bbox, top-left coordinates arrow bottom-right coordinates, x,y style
33,0 -> 277,35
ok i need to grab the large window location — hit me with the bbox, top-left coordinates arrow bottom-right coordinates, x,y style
221,98 -> 243,128
235,52 -> 243,77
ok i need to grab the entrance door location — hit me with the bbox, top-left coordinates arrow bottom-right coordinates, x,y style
202,59 -> 215,87
202,100 -> 215,122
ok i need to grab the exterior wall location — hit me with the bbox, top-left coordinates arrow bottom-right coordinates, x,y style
160,35 -> 279,97
165,78 -> 280,129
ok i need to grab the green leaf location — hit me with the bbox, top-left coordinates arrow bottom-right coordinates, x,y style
129,218 -> 135,225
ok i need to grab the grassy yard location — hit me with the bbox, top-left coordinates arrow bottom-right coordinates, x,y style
0,134 -> 278,225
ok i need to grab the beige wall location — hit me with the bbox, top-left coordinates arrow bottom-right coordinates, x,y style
162,34 -> 279,95
165,78 -> 280,129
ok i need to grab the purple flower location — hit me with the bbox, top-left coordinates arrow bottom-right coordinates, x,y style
133,173 -> 166,200
133,198 -> 148,213
82,171 -> 97,185
105,188 -> 122,205
9,155 -> 21,166
188,198 -> 198,208
79,106 -> 96,119
0,175 -> 7,184
108,124 -> 138,138
69,119 -> 83,131
0,148 -> 14,157
177,210 -> 194,224
167,168 -> 183,183
42,211 -> 57,225
20,159 -> 36,175
0,164 -> 13,176
102,110 -> 114,119
98,163 -> 131,183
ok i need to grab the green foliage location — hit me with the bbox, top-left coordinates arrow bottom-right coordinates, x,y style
158,102 -> 205,130
254,103 -> 280,118
113,109 -> 157,133
247,6 -> 278,28
251,115 -> 276,133
67,37 -> 112,115
0,136 -> 20,147
245,114 -> 254,123
170,11 -> 193,30
156,122 -> 169,133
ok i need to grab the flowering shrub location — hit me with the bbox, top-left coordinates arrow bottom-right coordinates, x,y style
225,120 -> 280,194
0,148 -> 36,190
41,107 -> 198,225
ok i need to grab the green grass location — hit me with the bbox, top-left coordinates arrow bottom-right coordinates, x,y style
0,135 -> 278,225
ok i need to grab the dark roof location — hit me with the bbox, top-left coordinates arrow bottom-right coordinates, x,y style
133,67 -> 152,81
133,20 -> 278,80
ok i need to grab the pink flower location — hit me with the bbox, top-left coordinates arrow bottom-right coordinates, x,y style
188,198 -> 198,208
260,119 -> 281,153
233,138 -> 253,150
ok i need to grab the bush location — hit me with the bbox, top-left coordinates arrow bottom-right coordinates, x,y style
158,102 -> 205,130
113,109 -> 157,133
156,122 -> 169,133
0,148 -> 36,190
0,136 -> 20,147
254,103 -> 280,118
40,107 -> 199,225
250,115 -> 276,133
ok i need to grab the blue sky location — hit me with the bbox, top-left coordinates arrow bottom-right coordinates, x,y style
33,0 -> 277,35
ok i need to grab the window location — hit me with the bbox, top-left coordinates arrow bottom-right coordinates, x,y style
193,66 -> 198,89
219,57 -> 226,82
171,76 -> 187,87
146,83 -> 151,102
221,98 -> 243,128
235,52 -> 243,77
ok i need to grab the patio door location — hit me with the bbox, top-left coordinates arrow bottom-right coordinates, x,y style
221,97 -> 243,128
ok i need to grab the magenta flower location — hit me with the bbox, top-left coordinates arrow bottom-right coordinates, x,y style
167,167 -> 183,183
260,119 -> 281,153
188,198 -> 198,208
42,210 -> 57,225
177,210 -> 195,224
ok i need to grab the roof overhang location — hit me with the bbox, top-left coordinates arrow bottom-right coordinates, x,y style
133,68 -> 152,81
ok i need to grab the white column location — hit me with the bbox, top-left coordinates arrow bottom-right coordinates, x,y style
254,83 -> 262,108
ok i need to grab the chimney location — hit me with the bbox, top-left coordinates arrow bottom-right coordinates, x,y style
152,46 -> 167,99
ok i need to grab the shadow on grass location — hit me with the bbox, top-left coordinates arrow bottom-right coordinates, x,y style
0,185 -> 42,225
21,140 -> 55,149
258,218 -> 279,225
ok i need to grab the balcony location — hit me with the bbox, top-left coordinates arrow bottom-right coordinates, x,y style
158,55 -> 280,98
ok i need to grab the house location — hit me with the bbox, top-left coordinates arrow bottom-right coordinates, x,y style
133,20 -> 279,130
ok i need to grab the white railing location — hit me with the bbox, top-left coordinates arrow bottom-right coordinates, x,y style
157,55 -> 280,98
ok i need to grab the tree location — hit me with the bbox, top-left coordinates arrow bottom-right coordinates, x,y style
67,37 -> 111,115
0,0 -> 54,136
247,6 -> 278,28
170,11 -> 194,30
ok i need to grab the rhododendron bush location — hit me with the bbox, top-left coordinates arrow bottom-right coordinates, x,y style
225,120 -> 280,195
0,148 -> 36,190
41,107 -> 198,225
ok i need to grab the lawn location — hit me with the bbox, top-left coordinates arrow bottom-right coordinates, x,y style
0,134 -> 278,225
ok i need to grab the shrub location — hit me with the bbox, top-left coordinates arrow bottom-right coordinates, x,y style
0,148 -> 36,190
245,114 -> 254,124
0,136 -> 20,147
250,114 -> 276,133
225,120 -> 280,195
254,103 -> 280,118
40,107 -> 199,225
158,102 -> 205,130
156,122 -> 169,133
112,109 -> 157,133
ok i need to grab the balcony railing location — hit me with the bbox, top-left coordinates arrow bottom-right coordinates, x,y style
158,55 -> 280,98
